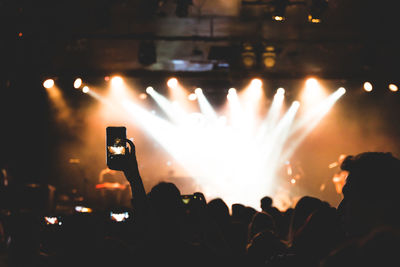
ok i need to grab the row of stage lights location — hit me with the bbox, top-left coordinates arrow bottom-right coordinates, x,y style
42,76 -> 399,96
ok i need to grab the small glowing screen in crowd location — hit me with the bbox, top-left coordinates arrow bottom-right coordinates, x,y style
110,212 -> 130,222
44,216 -> 62,225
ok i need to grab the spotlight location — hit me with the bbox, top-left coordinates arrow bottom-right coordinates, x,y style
167,78 -> 178,89
188,93 -> 197,101
73,78 -> 82,89
111,76 -> 124,87
241,42 -> 256,69
82,86 -> 90,93
271,0 -> 289,21
277,87 -> 285,95
389,83 -> 398,92
308,0 -> 328,23
195,88 -> 203,94
138,40 -> 157,66
262,45 -> 276,68
43,79 -> 54,89
250,78 -> 263,88
228,88 -> 237,94
175,0 -> 192,17
146,86 -> 155,94
363,81 -> 373,92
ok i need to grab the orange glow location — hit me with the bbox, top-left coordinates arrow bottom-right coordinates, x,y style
139,93 -> 148,99
95,183 -> 127,190
18,32 -> 23,37
290,178 -> 296,184
332,171 -> 348,194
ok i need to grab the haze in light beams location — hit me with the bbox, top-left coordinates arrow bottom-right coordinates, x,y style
85,80 -> 346,210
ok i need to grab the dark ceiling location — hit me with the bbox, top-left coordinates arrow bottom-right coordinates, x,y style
1,0 -> 399,83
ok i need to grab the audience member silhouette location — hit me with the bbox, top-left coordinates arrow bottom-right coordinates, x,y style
337,152 -> 400,238
3,146 -> 400,267
287,195 -> 327,245
260,196 -> 284,239
247,211 -> 277,243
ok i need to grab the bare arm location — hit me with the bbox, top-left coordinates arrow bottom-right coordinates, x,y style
123,139 -> 149,218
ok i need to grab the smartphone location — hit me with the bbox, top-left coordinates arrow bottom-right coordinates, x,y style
110,211 -> 130,222
181,194 -> 193,205
106,126 -> 127,171
44,216 -> 62,226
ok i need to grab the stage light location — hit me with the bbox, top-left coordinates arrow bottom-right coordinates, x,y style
188,93 -> 197,101
271,0 -> 289,21
82,86 -> 90,93
73,78 -> 82,89
308,0 -> 328,23
389,83 -> 398,92
290,178 -> 296,184
363,82 -> 373,92
167,78 -> 178,89
111,76 -> 124,87
228,88 -> 237,95
43,79 -> 54,89
250,78 -> 263,88
262,45 -> 276,68
277,87 -> 285,95
195,88 -> 203,94
302,77 -> 326,105
241,42 -> 256,68
146,86 -> 155,94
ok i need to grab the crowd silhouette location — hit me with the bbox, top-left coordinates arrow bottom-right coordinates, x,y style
1,142 -> 400,266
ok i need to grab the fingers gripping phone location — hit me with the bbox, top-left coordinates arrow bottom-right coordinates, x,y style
106,126 -> 127,171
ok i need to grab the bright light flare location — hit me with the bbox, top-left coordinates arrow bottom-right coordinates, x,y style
250,78 -> 263,88
301,78 -> 326,106
83,79 -> 346,211
75,206 -> 93,213
82,86 -> 90,93
110,212 -> 129,222
167,78 -> 178,89
389,83 -> 398,92
195,88 -> 203,94
188,93 -> 197,101
277,87 -> 285,95
111,76 -> 124,87
73,78 -> 82,89
43,79 -> 55,89
363,82 -> 373,92
146,86 -> 155,94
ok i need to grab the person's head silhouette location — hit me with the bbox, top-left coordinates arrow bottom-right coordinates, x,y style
337,152 -> 400,237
